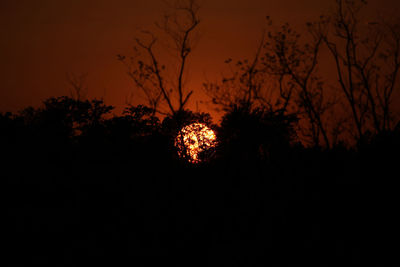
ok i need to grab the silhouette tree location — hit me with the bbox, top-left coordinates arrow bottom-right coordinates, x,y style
66,72 -> 88,101
121,104 -> 160,135
218,104 -> 297,163
203,33 -> 295,115
17,96 -> 114,143
106,104 -> 160,143
206,0 -> 400,149
204,19 -> 335,148
319,0 -> 400,144
118,0 -> 200,116
262,19 -> 335,149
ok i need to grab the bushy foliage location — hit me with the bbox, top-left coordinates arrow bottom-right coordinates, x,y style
17,96 -> 114,141
218,104 -> 298,161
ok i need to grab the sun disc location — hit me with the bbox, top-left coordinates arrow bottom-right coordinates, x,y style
174,123 -> 217,163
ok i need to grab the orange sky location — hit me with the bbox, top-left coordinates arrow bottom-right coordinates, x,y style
1,0 -> 399,121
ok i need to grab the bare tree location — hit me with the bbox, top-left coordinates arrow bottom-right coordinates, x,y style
321,0 -> 400,144
203,32 -> 295,116
205,19 -> 333,148
118,0 -> 200,116
67,72 -> 88,101
203,35 -> 263,110
262,19 -> 334,148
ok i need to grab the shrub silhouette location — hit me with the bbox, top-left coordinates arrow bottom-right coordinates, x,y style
218,104 -> 297,163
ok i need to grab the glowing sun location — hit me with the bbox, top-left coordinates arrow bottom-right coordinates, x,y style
174,123 -> 217,163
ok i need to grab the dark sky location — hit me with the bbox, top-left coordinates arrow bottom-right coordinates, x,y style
1,0 -> 399,118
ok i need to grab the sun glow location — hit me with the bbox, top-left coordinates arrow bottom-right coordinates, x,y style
174,123 -> 217,163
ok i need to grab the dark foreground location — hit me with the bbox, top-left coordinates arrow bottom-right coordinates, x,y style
3,105 -> 400,266
4,142 -> 399,266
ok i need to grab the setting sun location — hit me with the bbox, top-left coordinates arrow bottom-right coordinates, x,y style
174,123 -> 217,163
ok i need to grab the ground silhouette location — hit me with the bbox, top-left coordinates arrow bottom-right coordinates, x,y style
3,96 -> 400,266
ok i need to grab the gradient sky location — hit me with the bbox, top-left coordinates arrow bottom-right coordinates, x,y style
1,0 -> 399,120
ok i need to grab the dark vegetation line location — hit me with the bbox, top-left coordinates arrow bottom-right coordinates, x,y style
2,93 -> 399,265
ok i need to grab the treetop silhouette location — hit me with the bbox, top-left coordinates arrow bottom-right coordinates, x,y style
118,0 -> 201,116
